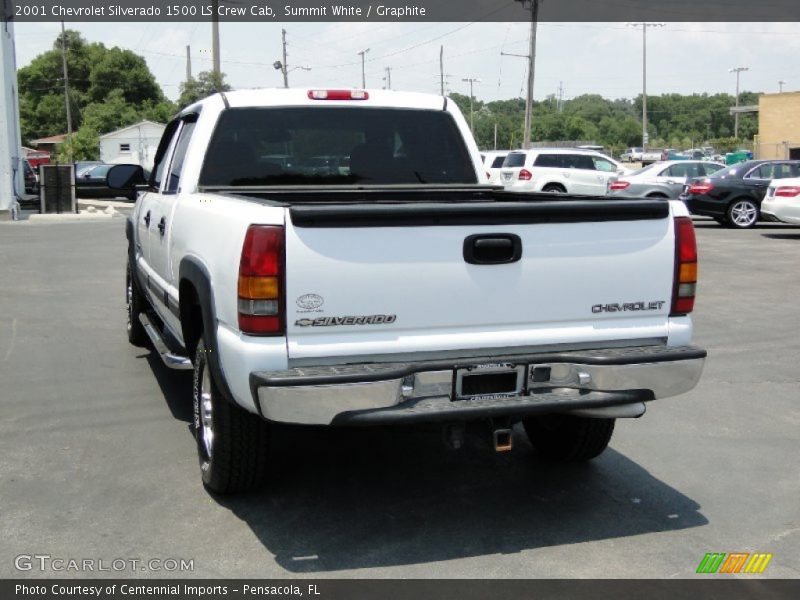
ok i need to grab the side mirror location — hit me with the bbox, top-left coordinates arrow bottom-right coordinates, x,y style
106,164 -> 146,190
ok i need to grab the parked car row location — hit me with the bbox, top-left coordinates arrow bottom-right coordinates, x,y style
483,149 -> 800,230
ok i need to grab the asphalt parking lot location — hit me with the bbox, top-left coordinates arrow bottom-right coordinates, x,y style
0,216 -> 798,579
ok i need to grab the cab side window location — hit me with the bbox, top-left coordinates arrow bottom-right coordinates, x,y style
149,120 -> 181,190
165,117 -> 198,194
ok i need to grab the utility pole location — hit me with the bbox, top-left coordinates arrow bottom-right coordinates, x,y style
383,66 -> 392,90
358,48 -> 369,88
281,29 -> 288,88
557,81 -> 564,112
185,45 -> 192,82
523,0 -> 538,149
273,30 -> 309,88
505,1 -> 539,148
730,66 -> 749,139
494,122 -> 498,150
628,22 -> 665,153
60,21 -> 72,163
439,45 -> 444,96
778,79 -> 786,93
462,77 -> 480,133
211,0 -> 221,81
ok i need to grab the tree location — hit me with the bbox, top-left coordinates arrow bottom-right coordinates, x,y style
17,30 -> 172,146
88,46 -> 165,106
177,71 -> 232,108
57,126 -> 100,162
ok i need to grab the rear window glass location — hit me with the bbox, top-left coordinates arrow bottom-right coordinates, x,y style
503,152 -> 527,167
199,107 -> 477,186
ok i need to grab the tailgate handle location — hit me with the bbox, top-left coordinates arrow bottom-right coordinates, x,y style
463,234 -> 522,265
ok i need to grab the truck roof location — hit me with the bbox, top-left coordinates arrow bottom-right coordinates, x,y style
182,88 -> 448,115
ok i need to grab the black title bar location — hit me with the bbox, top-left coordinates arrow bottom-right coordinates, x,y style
4,579 -> 800,600
4,0 -> 800,22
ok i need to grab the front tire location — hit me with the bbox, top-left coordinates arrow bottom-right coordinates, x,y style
726,198 -> 759,229
126,260 -> 147,346
193,337 -> 271,494
522,414 -> 615,462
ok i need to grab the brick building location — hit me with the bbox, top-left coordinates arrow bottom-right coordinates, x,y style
755,92 -> 800,160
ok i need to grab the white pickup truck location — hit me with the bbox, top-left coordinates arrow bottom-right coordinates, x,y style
109,88 -> 706,494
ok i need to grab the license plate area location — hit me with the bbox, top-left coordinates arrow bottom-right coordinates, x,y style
454,364 -> 526,400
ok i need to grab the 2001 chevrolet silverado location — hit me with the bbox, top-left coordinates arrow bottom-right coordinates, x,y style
109,88 -> 706,494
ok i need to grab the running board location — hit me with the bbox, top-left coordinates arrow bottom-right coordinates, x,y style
139,312 -> 193,370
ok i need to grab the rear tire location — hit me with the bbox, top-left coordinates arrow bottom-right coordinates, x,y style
542,183 -> 566,194
522,414 -> 615,462
726,198 -> 759,229
126,260 -> 147,346
193,337 -> 271,494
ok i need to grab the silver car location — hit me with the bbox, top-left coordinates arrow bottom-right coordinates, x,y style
607,160 -> 725,199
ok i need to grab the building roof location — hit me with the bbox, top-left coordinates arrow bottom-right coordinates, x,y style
99,120 -> 166,139
30,134 -> 67,146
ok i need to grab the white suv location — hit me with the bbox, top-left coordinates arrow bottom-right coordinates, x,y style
480,150 -> 509,183
498,148 -> 625,195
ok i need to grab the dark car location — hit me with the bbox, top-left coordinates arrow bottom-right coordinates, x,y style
75,164 -> 140,201
22,159 -> 39,195
680,160 -> 800,228
74,160 -> 104,178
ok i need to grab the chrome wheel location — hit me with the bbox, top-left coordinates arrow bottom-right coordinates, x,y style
200,366 -> 214,460
729,200 -> 758,228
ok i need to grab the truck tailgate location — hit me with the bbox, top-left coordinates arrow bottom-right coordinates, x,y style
283,200 -> 674,363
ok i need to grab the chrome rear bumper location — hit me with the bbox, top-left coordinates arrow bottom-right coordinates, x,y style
252,345 -> 706,425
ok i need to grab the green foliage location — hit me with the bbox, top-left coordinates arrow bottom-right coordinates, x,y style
177,71 -> 232,108
459,90 -> 760,154
56,127 -> 100,162
87,46 -> 165,105
18,30 -> 175,147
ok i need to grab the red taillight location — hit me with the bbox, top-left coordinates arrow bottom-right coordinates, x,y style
238,225 -> 285,335
307,89 -> 369,100
486,171 -> 491,180
688,182 -> 714,195
518,168 -> 532,181
671,217 -> 697,316
775,186 -> 800,198
609,181 -> 630,191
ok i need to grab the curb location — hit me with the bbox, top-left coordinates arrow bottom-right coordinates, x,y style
28,212 -> 114,222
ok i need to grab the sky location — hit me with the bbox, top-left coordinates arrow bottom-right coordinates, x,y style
11,21 -> 800,103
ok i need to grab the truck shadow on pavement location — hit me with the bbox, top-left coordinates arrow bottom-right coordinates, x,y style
211,422 -> 707,573
141,351 -> 194,423
138,335 -> 708,573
